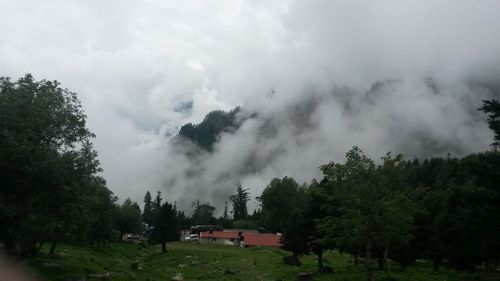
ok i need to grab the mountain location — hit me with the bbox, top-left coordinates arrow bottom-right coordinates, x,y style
177,107 -> 243,152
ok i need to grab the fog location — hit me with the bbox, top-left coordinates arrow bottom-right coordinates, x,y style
1,0 -> 499,213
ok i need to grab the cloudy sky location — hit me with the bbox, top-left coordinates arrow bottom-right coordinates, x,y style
1,0 -> 499,213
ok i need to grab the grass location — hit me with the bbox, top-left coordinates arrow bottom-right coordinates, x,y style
23,242 -> 499,281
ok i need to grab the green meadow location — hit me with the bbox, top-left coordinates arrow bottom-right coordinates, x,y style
24,242 -> 498,281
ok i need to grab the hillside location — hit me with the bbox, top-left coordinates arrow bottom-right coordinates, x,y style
177,107 -> 243,152
23,242 -> 496,281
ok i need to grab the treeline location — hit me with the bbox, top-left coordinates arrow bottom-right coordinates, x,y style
0,75 -> 121,257
0,75 -> 169,257
256,148 -> 500,281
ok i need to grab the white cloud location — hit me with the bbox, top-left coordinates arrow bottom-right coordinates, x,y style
1,0 -> 499,212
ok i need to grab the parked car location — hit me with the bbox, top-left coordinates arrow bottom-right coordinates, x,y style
184,234 -> 199,241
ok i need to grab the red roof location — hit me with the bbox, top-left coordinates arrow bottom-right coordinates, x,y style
244,233 -> 282,247
199,231 -> 239,239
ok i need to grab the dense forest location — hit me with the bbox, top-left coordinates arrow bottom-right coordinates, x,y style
1,74 -> 500,281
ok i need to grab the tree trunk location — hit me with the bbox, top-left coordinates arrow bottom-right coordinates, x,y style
29,242 -> 39,257
3,236 -> 17,256
316,248 -> 324,271
354,252 -> 359,266
365,239 -> 373,281
38,241 -> 45,252
119,232 -> 124,242
378,256 -> 384,270
162,242 -> 167,253
383,243 -> 390,279
432,258 -> 440,272
49,241 -> 57,256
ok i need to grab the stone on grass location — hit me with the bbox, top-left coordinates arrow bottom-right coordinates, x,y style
283,255 -> 301,266
42,262 -> 62,270
171,273 -> 184,281
296,272 -> 313,281
130,260 -> 140,269
87,272 -> 109,280
319,266 -> 334,273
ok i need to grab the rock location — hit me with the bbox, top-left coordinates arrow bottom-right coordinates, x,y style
87,272 -> 110,280
283,255 -> 301,266
130,260 -> 140,269
296,272 -> 313,281
178,264 -> 187,268
191,260 -> 199,266
319,266 -> 334,273
171,273 -> 184,281
42,262 -> 62,270
52,252 -> 66,259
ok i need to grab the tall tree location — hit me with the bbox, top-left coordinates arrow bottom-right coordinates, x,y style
319,148 -> 415,281
152,201 -> 180,253
154,191 -> 162,208
143,191 -> 154,225
479,99 -> 500,149
258,177 -> 301,233
280,184 -> 313,265
229,183 -> 250,220
112,198 -> 143,241
0,74 -> 112,256
192,203 -> 216,225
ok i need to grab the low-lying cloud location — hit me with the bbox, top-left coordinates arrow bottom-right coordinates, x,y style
1,0 -> 499,213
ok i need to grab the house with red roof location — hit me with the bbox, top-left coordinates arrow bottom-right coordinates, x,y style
242,233 -> 282,248
199,231 -> 241,246
199,230 -> 283,248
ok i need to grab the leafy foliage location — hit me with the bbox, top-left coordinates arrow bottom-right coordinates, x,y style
112,198 -> 143,241
0,74 -> 115,256
478,99 -> 500,149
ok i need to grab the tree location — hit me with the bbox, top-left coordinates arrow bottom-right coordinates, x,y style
478,99 -> 500,149
218,201 -> 233,229
258,177 -> 301,233
319,148 -> 415,281
154,191 -> 162,208
152,201 -> 180,253
192,203 -> 216,225
280,184 -> 313,265
143,191 -> 154,225
0,74 -> 112,256
229,183 -> 250,220
112,198 -> 143,241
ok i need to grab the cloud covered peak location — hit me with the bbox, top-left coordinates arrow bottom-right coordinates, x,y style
1,0 -> 499,210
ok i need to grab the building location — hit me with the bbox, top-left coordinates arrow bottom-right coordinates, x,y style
199,231 -> 241,246
199,231 -> 283,248
242,233 -> 282,248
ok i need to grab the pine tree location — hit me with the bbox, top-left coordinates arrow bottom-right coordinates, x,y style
479,99 -> 500,149
230,183 -> 250,220
143,191 -> 153,225
154,191 -> 162,208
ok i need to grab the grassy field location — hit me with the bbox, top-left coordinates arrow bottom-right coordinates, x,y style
22,242 -> 497,281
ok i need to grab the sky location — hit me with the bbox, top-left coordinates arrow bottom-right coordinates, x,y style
1,0 -> 500,214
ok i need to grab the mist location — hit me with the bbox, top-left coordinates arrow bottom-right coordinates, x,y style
1,0 -> 499,213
